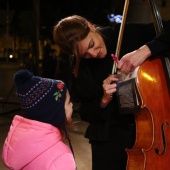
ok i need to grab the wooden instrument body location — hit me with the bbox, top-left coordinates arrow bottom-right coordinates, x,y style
113,0 -> 170,169
126,57 -> 170,170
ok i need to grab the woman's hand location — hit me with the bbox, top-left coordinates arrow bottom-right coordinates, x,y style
100,74 -> 120,108
117,45 -> 151,73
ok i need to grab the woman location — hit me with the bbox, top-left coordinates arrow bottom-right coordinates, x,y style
53,15 -> 166,170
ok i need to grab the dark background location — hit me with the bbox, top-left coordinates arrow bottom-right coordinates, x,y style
0,0 -> 124,40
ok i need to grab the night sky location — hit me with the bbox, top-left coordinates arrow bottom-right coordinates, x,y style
0,0 -> 124,39
0,0 -> 120,25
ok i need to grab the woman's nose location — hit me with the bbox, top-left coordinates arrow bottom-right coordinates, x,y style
88,49 -> 98,58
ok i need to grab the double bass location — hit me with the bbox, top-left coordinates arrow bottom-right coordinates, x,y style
113,0 -> 170,169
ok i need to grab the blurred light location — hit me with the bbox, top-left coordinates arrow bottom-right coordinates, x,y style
107,14 -> 122,23
9,54 -> 13,59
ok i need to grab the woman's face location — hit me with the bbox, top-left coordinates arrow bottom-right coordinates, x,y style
77,29 -> 107,59
64,90 -> 73,123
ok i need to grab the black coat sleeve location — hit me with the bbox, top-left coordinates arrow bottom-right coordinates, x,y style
76,61 -> 118,123
146,20 -> 170,56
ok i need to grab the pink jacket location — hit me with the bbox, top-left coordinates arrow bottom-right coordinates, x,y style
2,115 -> 76,170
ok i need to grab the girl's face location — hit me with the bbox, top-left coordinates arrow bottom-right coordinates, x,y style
64,90 -> 73,122
77,28 -> 107,59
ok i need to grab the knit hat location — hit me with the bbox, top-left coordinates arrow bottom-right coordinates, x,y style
14,69 -> 67,127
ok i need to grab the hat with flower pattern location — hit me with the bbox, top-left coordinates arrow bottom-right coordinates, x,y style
14,69 -> 67,127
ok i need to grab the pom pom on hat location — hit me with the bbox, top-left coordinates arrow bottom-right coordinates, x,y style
14,69 -> 67,127
14,69 -> 33,87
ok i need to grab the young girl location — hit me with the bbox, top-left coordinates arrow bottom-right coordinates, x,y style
2,69 -> 76,170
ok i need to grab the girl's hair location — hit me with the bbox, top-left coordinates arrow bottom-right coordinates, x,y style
53,15 -> 90,77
